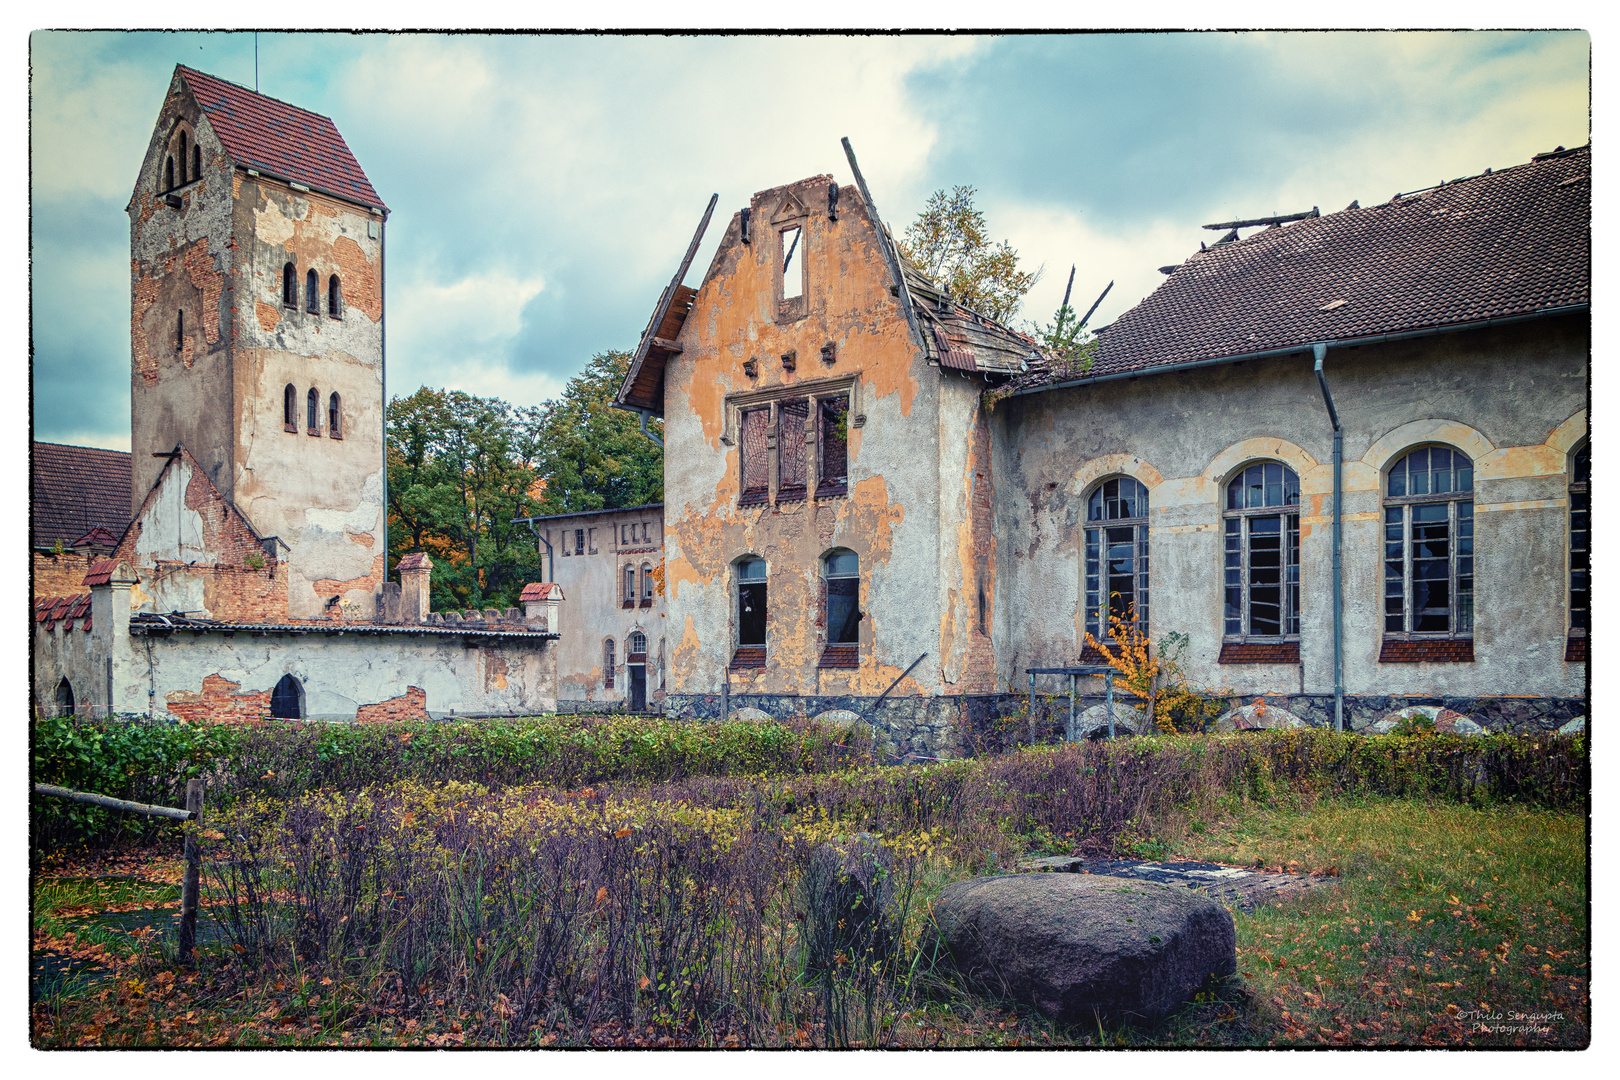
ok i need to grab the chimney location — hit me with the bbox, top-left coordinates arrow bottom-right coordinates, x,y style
396,553 -> 434,623
520,581 -> 564,633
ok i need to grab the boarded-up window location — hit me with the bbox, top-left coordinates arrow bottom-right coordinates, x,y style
777,398 -> 808,501
740,407 -> 770,506
818,396 -> 849,497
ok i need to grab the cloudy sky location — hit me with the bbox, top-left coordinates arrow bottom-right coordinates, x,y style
29,29 -> 1590,451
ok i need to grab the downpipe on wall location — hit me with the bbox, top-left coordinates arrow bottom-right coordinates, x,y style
1312,343 -> 1344,732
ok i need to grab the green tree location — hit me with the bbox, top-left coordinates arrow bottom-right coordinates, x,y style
529,350 -> 664,514
896,185 -> 1041,323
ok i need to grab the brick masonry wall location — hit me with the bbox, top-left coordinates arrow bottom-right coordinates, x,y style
165,673 -> 272,725
355,686 -> 429,724
33,551 -> 100,600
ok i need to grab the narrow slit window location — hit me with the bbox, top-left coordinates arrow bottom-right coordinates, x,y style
178,132 -> 188,181
328,392 -> 342,439
305,269 -> 319,313
192,143 -> 201,182
165,156 -> 175,191
175,310 -> 184,354
641,563 -> 654,601
781,226 -> 803,300
603,639 -> 616,689
283,263 -> 297,307
624,564 -> 636,606
328,275 -> 342,318
284,384 -> 298,432
307,388 -> 320,434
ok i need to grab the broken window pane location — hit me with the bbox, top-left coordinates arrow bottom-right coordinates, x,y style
1384,446 -> 1474,637
737,557 -> 767,647
1571,444 -> 1589,631
778,398 -> 809,499
1085,477 -> 1149,643
1223,462 -> 1300,639
818,396 -> 849,496
781,226 -> 803,300
740,407 -> 770,505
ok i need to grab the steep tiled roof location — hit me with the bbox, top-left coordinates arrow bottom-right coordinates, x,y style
1017,145 -> 1589,389
32,443 -> 132,551
178,66 -> 385,210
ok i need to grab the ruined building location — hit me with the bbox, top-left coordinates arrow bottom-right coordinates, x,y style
33,66 -> 561,722
619,145 -> 1589,754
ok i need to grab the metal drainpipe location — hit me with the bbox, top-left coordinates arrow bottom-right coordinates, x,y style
638,410 -> 663,448
1312,343 -> 1344,732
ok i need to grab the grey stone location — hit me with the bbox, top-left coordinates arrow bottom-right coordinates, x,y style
1076,703 -> 1147,737
1373,705 -> 1484,735
1558,716 -> 1585,735
932,873 -> 1236,1025
1212,702 -> 1309,732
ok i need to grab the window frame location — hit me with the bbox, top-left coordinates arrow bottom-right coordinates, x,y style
640,562 -> 654,605
1382,445 -> 1474,641
306,388 -> 321,436
820,549 -> 861,666
723,375 -> 860,508
305,269 -> 319,314
1083,476 -> 1150,648
328,274 -> 343,319
328,392 -> 343,440
623,563 -> 636,609
733,556 -> 768,665
603,639 -> 616,690
284,384 -> 299,433
1569,441 -> 1589,637
1222,461 -> 1301,644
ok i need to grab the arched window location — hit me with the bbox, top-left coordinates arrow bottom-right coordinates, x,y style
1224,462 -> 1300,640
284,384 -> 298,432
192,142 -> 201,182
629,630 -> 647,655
1570,442 -> 1589,638
640,562 -> 654,603
178,131 -> 188,181
305,269 -> 319,313
175,310 -> 184,355
270,674 -> 304,719
1384,446 -> 1472,638
1084,477 -> 1150,647
55,678 -> 74,718
283,263 -> 297,307
165,155 -> 175,191
623,564 -> 636,606
822,549 -> 860,659
328,274 -> 342,318
307,388 -> 320,434
734,556 -> 767,666
328,393 -> 342,440
603,638 -> 616,690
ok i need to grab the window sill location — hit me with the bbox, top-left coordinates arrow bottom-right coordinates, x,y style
1078,643 -> 1110,665
776,487 -> 806,504
284,424 -> 297,434
1565,635 -> 1587,663
622,600 -> 635,610
815,483 -> 848,500
730,646 -> 766,670
1379,638 -> 1474,663
1219,640 -> 1300,664
330,432 -> 342,440
639,598 -> 653,608
817,644 -> 859,668
307,429 -> 322,437
738,491 -> 769,509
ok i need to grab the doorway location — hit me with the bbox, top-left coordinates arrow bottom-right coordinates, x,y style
629,665 -> 646,713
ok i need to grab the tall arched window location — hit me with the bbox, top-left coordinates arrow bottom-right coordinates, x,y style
178,131 -> 188,181
270,674 -> 304,719
165,155 -> 175,191
1084,477 -> 1150,647
175,310 -> 184,355
820,549 -> 860,667
734,556 -> 768,667
307,388 -> 320,434
191,142 -> 201,182
328,393 -> 342,439
1569,442 -> 1588,646
640,562 -> 654,603
623,564 -> 636,607
283,263 -> 297,307
284,384 -> 298,432
55,678 -> 74,718
1384,446 -> 1473,640
1223,462 -> 1300,641
328,274 -> 342,318
305,269 -> 319,313
603,638 -> 616,690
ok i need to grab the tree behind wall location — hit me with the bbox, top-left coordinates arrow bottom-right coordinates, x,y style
529,350 -> 664,514
897,185 -> 1040,323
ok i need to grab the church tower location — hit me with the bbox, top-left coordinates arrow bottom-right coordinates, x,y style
126,66 -> 388,620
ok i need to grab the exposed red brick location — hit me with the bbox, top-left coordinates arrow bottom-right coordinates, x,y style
1219,641 -> 1301,664
1565,636 -> 1586,662
33,551 -> 99,599
1379,638 -> 1474,663
355,686 -> 427,724
817,644 -> 858,668
166,673 -> 272,726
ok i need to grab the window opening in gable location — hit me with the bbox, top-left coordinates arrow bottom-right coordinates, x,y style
603,639 -> 616,689
817,396 -> 849,498
1570,442 -> 1589,635
739,407 -> 771,507
307,388 -> 321,435
328,275 -> 342,318
777,398 -> 809,502
271,674 -> 304,719
283,263 -> 297,307
328,392 -> 342,439
305,269 -> 319,313
1383,446 -> 1473,638
1084,477 -> 1150,648
781,226 -> 803,300
1223,463 -> 1299,641
178,131 -> 188,181
165,155 -> 175,191
284,384 -> 298,432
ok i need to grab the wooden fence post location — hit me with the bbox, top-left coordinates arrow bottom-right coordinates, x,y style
178,778 -> 203,961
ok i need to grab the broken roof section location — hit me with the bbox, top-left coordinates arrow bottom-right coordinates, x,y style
1013,145 -> 1589,392
176,65 -> 386,211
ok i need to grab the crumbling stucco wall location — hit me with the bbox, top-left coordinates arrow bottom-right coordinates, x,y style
661,177 -> 950,706
993,315 -> 1589,701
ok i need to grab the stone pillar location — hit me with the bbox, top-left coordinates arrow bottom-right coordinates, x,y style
520,581 -> 564,633
397,553 -> 434,624
86,560 -> 139,718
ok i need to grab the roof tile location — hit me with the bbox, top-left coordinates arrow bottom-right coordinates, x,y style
32,443 -> 131,551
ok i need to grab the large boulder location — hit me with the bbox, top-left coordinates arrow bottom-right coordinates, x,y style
932,873 -> 1236,1025
1212,701 -> 1308,733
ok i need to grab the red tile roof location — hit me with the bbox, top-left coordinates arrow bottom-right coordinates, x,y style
520,582 -> 564,602
82,559 -> 119,587
178,66 -> 385,210
32,443 -> 132,551
1019,146 -> 1589,387
396,553 -> 434,572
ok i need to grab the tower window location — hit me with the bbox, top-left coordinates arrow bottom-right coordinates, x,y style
328,392 -> 342,440
284,384 -> 298,432
175,310 -> 184,355
307,388 -> 321,435
192,142 -> 201,182
178,131 -> 188,181
283,263 -> 297,307
328,274 -> 342,319
305,269 -> 319,313
165,155 -> 174,191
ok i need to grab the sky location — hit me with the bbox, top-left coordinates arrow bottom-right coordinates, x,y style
27,29 -> 1591,451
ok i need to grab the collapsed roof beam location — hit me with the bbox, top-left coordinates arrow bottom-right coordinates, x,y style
1202,208 -> 1319,230
841,137 -> 928,357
